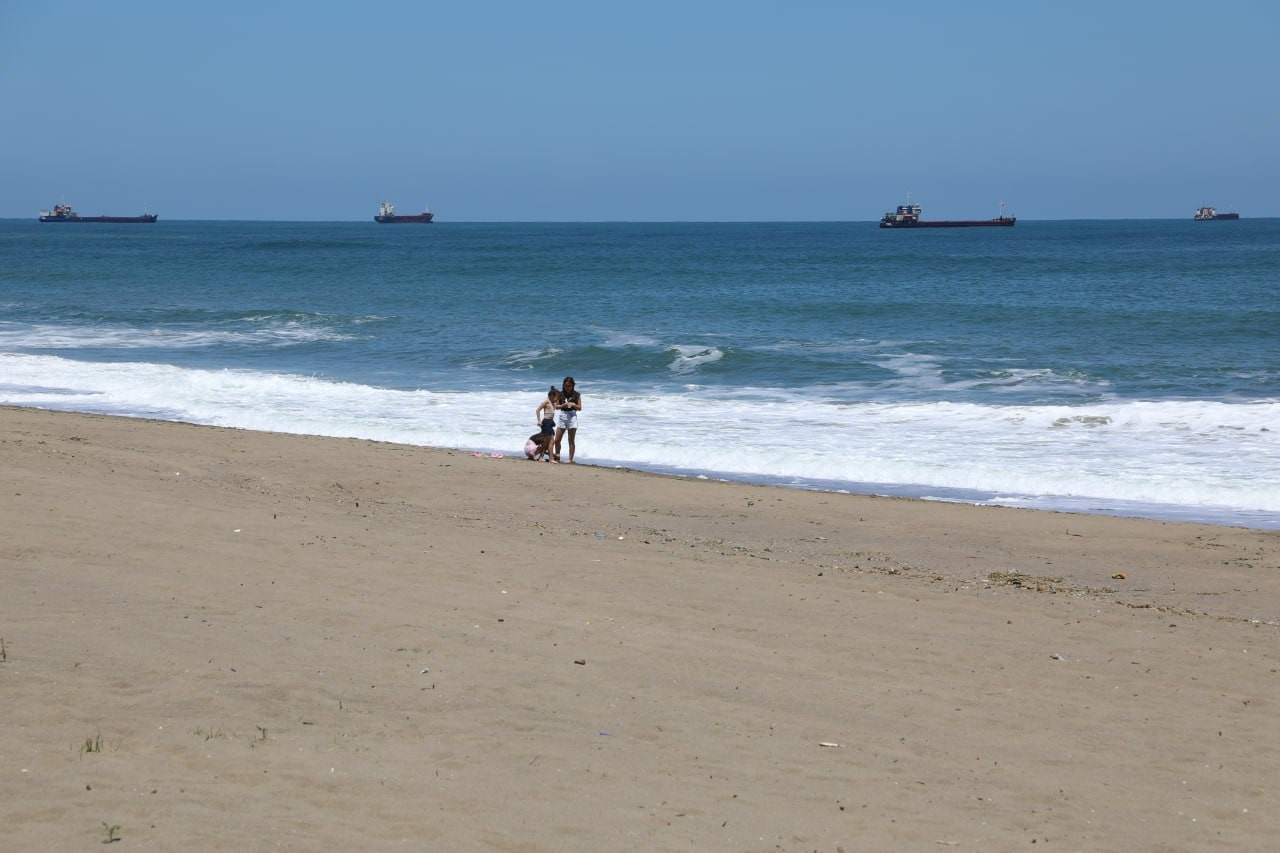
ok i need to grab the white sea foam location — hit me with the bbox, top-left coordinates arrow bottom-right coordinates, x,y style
0,320 -> 350,350
3,353 -> 1278,526
877,352 -> 944,382
501,347 -> 563,367
667,345 -> 724,374
598,331 -> 662,348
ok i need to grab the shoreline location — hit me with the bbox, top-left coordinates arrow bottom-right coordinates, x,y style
580,457 -> 1280,531
18,401 -> 1280,532
4,405 -> 1278,849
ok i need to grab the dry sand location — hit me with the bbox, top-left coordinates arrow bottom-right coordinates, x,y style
3,405 -> 1278,851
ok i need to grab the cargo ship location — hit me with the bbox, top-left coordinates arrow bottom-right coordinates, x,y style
39,202 -> 157,223
374,201 -> 433,223
879,196 -> 1015,228
1194,206 -> 1239,221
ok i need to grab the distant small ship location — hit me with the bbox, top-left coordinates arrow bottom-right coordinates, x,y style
374,201 -> 433,223
1194,206 -> 1239,221
880,195 -> 1014,228
39,202 -> 157,223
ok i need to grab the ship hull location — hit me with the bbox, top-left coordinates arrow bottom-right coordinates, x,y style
374,213 -> 434,223
880,218 -> 1015,228
39,214 -> 158,223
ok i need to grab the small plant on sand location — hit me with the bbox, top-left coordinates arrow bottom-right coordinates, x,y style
986,570 -> 1064,592
1,637 -> 7,662
81,733 -> 104,756
194,726 -> 224,742
102,821 -> 121,843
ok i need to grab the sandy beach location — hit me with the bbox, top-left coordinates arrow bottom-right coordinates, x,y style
3,405 -> 1277,851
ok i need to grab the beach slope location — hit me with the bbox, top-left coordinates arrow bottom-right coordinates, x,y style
3,406 -> 1277,850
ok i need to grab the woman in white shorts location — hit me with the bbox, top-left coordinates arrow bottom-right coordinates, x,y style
554,376 -> 581,463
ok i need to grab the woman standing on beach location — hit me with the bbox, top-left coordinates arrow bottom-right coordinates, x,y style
554,376 -> 581,463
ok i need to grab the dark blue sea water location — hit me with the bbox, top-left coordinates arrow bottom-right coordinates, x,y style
3,218 -> 1278,528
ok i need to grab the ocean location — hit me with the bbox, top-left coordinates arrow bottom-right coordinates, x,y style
3,217 -> 1278,529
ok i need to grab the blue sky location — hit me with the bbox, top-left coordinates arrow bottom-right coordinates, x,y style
3,1 -> 1276,221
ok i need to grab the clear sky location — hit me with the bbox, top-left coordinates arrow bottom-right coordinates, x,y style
3,1 -> 1276,221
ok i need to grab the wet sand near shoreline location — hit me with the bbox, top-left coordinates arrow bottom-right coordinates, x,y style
3,405 -> 1278,850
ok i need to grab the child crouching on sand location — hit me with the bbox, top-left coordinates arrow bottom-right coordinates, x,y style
525,431 -> 553,461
